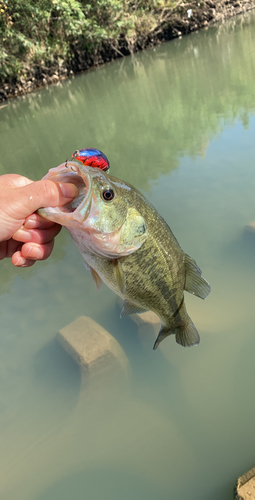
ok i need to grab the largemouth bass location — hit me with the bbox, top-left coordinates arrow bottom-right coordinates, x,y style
38,161 -> 211,350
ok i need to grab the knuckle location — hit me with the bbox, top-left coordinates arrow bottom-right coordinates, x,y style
38,180 -> 58,201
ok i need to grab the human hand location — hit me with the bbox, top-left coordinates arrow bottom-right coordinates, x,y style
0,174 -> 78,267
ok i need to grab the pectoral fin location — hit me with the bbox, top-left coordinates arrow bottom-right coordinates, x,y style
184,254 -> 211,299
112,259 -> 126,295
90,267 -> 103,291
120,299 -> 148,317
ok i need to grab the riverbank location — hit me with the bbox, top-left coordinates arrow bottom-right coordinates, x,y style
1,0 -> 255,102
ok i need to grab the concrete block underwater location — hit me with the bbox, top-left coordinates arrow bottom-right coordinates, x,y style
235,466 -> 255,500
57,316 -> 129,388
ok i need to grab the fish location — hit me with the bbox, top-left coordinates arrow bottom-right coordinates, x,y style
38,160 -> 211,350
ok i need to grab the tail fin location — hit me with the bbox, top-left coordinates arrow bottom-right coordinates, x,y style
153,317 -> 200,350
175,317 -> 200,347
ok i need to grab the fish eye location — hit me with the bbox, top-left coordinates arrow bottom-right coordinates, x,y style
102,188 -> 114,201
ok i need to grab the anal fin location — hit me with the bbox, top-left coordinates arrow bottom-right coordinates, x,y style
120,299 -> 148,318
184,254 -> 211,299
153,326 -> 176,350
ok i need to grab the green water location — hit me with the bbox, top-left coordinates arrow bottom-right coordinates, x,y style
1,11 -> 255,500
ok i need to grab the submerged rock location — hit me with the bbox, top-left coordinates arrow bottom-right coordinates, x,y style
115,296 -> 161,348
57,316 -> 129,387
130,311 -> 161,350
235,466 -> 255,499
130,311 -> 161,335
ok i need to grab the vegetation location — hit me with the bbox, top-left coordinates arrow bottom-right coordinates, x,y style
1,0 -> 254,97
0,0 -> 185,87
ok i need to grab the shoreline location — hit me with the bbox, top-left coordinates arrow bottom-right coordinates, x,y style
1,0 -> 255,102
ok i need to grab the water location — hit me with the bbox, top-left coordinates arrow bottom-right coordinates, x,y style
1,11 -> 255,500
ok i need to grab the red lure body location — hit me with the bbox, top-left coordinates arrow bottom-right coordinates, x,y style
72,148 -> 110,171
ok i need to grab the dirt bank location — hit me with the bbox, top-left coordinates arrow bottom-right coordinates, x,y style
1,0 -> 255,102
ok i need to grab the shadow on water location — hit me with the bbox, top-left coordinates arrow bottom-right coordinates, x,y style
95,301 -> 176,390
35,467 -> 165,500
33,339 -> 81,405
93,280 -> 255,500
10,340 -> 83,437
35,469 -> 238,500
95,305 -> 209,489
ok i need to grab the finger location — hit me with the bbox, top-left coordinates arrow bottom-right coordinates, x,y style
0,174 -> 33,189
23,214 -> 58,230
21,240 -> 55,261
0,241 -> 7,260
11,180 -> 78,220
12,224 -> 61,244
0,239 -> 31,265
0,239 -> 22,259
11,250 -> 36,267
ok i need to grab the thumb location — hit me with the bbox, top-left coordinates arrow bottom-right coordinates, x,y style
13,179 -> 78,220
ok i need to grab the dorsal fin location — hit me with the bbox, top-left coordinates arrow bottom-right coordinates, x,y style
184,254 -> 211,299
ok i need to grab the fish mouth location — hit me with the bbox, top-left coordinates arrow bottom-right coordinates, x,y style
38,160 -> 92,224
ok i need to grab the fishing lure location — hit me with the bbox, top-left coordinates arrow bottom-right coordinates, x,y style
72,148 -> 110,171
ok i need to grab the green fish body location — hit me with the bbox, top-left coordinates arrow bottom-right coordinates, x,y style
38,161 -> 210,349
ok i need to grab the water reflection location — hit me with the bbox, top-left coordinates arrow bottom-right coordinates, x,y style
1,12 -> 255,294
1,11 -> 255,188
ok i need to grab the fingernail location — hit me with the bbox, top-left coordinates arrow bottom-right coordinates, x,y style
13,229 -> 32,242
22,243 -> 42,259
24,219 -> 43,229
15,255 -> 26,266
58,182 -> 78,199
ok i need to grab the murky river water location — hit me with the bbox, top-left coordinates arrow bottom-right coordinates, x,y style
1,11 -> 255,500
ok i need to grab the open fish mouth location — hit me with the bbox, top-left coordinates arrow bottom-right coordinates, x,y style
38,160 -> 92,224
